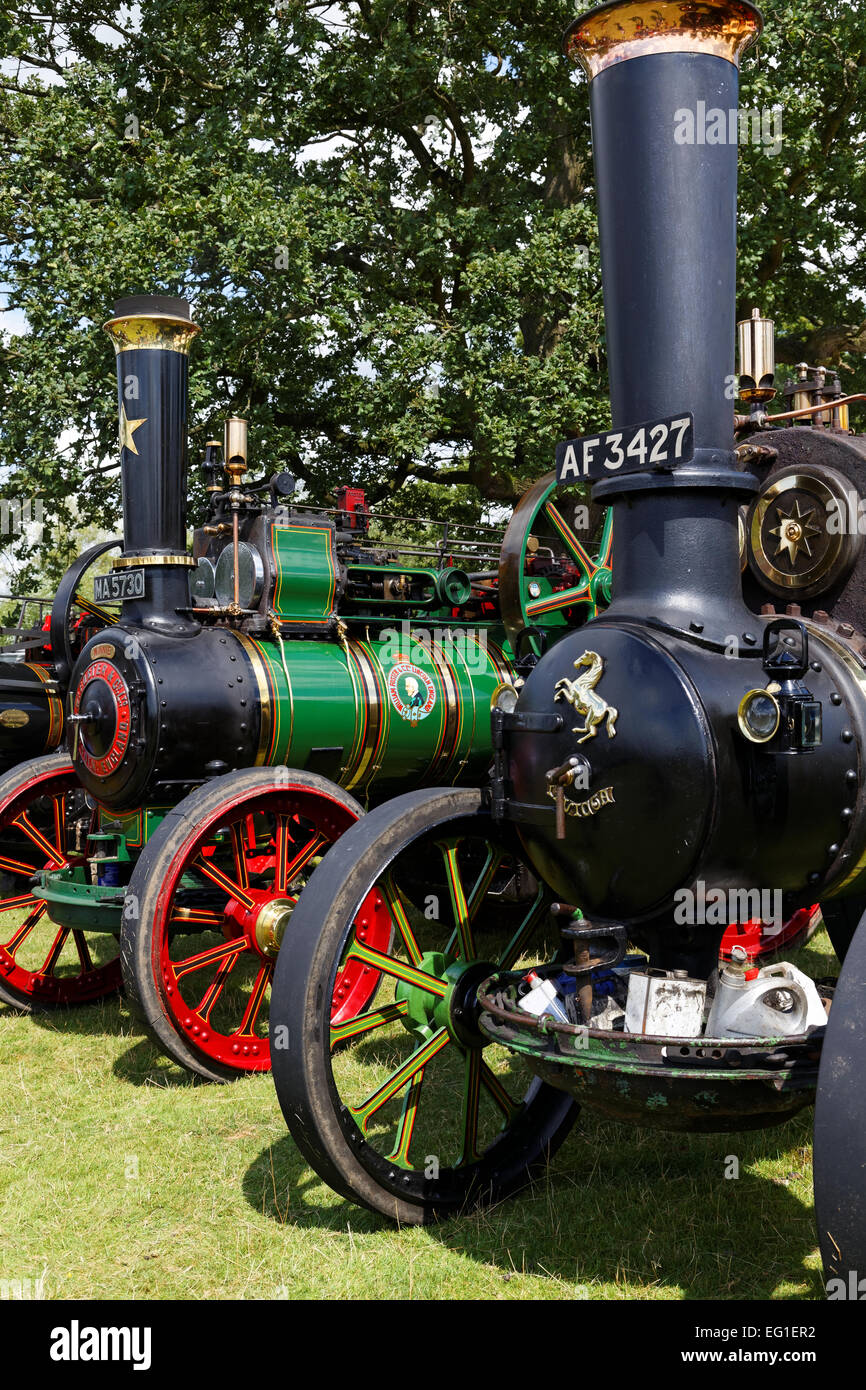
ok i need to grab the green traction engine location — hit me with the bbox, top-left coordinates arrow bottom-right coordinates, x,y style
0,294 -> 610,1078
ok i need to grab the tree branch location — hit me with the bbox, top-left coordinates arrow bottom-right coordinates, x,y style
432,88 -> 475,185
396,124 -> 456,190
776,322 -> 866,366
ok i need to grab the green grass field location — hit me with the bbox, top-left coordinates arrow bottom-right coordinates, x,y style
0,931 -> 836,1302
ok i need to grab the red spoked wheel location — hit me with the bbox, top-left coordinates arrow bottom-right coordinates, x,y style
0,752 -> 122,1010
120,767 -> 387,1081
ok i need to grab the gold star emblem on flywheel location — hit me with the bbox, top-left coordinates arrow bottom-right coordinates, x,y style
119,403 -> 147,455
768,498 -> 822,569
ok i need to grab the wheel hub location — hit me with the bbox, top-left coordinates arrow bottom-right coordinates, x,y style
396,952 -> 494,1049
590,566 -> 612,606
222,888 -> 297,960
447,959 -> 497,1050
253,897 -> 295,959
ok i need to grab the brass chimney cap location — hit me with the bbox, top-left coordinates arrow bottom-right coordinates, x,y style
103,294 -> 200,355
566,0 -> 763,80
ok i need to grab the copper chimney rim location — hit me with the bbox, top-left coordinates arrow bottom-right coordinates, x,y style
565,0 -> 763,80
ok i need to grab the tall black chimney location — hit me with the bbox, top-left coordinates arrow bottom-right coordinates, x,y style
565,0 -> 762,637
103,294 -> 200,631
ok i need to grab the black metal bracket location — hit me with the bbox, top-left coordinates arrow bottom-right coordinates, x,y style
560,918 -> 628,974
763,617 -> 809,680
489,707 -> 564,822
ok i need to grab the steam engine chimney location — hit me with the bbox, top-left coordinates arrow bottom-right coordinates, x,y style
565,0 -> 762,634
103,294 -> 200,631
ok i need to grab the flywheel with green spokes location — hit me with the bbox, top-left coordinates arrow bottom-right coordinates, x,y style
498,471 -> 612,663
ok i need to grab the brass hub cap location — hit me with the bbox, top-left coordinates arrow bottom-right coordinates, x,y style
748,468 -> 861,599
770,502 -> 819,568
253,898 -> 295,960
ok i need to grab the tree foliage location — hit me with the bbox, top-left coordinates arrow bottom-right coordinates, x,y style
737,0 -> 866,369
0,0 -> 864,588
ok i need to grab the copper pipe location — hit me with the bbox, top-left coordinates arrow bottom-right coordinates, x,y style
555,785 -> 566,841
761,391 -> 866,422
574,942 -> 593,1024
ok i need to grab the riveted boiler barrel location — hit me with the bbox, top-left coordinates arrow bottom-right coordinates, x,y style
67,623 -> 513,809
237,631 -> 513,795
0,661 -> 63,773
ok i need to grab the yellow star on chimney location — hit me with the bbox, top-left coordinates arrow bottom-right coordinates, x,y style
119,403 -> 147,455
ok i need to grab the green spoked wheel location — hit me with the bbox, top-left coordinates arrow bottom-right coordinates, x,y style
498,471 -> 612,662
0,753 -> 122,1010
120,768 -> 375,1082
270,787 -> 577,1223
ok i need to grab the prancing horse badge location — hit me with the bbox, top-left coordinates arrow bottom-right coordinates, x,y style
554,650 -> 618,744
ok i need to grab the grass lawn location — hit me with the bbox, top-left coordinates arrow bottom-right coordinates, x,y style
0,931 -> 835,1302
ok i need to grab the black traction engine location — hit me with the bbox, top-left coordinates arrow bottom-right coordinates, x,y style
266,0 -> 866,1290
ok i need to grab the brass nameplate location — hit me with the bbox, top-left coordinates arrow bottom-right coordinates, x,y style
0,709 -> 29,728
547,784 -> 615,819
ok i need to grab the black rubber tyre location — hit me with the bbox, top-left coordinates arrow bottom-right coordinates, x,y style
814,908 -> 866,1289
818,896 -> 865,966
120,767 -> 365,1082
270,786 -> 577,1224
